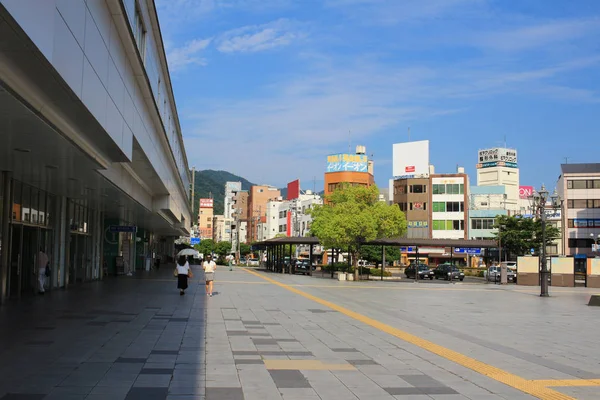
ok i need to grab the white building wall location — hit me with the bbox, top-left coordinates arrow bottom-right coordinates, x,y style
431,177 -> 466,239
477,167 -> 519,213
0,0 -> 191,228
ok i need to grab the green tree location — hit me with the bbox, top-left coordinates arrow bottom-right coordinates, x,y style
239,243 -> 252,257
359,246 -> 400,266
494,215 -> 561,260
194,239 -> 215,257
215,241 -> 233,257
310,184 -> 407,280
274,234 -> 296,254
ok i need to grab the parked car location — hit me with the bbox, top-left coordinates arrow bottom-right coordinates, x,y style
294,259 -> 312,275
404,263 -> 434,280
247,258 -> 259,266
487,265 -> 517,283
434,264 -> 465,281
240,257 -> 247,265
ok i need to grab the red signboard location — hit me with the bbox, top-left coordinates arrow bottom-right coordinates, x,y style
199,198 -> 214,208
519,186 -> 533,199
287,212 -> 292,236
287,179 -> 300,200
405,166 -> 416,173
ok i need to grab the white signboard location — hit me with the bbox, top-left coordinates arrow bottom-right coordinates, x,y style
393,140 -> 430,178
478,147 -> 518,164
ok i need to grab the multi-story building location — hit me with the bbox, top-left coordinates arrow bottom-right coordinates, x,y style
230,190 -> 248,250
476,147 -> 519,213
248,185 -> 280,242
198,199 -> 214,240
0,0 -> 191,301
324,146 -> 374,198
224,181 -> 242,219
468,186 -> 508,240
212,215 -> 232,243
430,169 -> 469,239
261,191 -> 323,241
557,163 -> 600,270
393,178 -> 430,239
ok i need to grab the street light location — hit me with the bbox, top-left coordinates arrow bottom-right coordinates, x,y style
528,184 -> 561,297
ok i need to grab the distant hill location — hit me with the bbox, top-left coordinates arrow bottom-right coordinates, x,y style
192,170 -> 254,219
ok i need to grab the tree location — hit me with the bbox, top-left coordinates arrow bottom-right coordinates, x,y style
194,239 -> 215,257
310,184 -> 407,280
274,234 -> 296,254
359,246 -> 400,266
214,241 -> 233,257
494,215 -> 561,260
239,243 -> 252,257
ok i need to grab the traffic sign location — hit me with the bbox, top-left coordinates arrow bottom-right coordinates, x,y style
190,237 -> 200,245
530,248 -> 535,255
454,248 -> 481,255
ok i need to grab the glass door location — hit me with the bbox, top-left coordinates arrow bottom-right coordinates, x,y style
9,224 -> 22,298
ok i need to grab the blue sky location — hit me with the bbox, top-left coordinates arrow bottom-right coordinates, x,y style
157,0 -> 600,192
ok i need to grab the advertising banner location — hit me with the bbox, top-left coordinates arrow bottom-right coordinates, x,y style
199,198 -> 214,208
478,148 -> 518,165
519,186 -> 533,199
286,212 -> 292,236
392,140 -> 430,178
326,154 -> 368,173
287,179 -> 300,200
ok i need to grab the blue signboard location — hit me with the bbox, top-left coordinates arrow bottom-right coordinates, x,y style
400,247 -> 415,253
326,153 -> 368,173
454,247 -> 481,255
109,225 -> 137,233
190,237 -> 200,245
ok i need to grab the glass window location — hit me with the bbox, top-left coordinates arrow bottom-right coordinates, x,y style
433,220 -> 444,230
433,202 -> 444,212
432,184 -> 445,194
21,185 -> 30,223
134,2 -> 146,60
46,194 -> 54,227
572,180 -> 587,189
445,220 -> 453,230
594,180 -> 600,189
30,188 -> 39,224
459,184 -> 464,194
567,180 -> 573,189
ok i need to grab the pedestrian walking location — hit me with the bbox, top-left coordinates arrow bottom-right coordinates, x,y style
37,248 -> 49,295
175,255 -> 192,296
227,254 -> 234,271
203,255 -> 217,297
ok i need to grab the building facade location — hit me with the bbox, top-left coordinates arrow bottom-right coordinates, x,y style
393,178 -> 430,239
557,164 -> 600,266
476,147 -> 519,213
224,181 -> 241,219
212,215 -> 232,243
198,199 -> 214,240
468,186 -> 508,240
430,172 -> 468,240
324,146 -> 374,198
260,191 -> 322,241
0,0 -> 192,302
247,185 -> 280,242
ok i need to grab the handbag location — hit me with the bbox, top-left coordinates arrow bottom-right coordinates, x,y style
188,269 -> 194,278
173,267 -> 178,277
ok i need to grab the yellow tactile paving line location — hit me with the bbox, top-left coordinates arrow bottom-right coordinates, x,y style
244,269 -> 577,400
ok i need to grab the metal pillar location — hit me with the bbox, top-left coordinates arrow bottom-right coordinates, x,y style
0,172 -> 12,304
540,214 -> 549,297
309,244 -> 313,277
414,247 -> 419,283
288,243 -> 293,274
381,246 -> 385,281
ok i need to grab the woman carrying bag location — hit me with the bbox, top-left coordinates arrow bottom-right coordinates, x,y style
174,255 -> 193,295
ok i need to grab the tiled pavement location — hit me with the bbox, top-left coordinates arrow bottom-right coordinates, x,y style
2,266 -> 600,399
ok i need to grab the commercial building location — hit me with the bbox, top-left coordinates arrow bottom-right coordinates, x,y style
230,190 -> 248,250
557,164 -> 600,269
247,185 -> 280,242
261,190 -> 322,241
198,199 -> 214,240
430,170 -> 469,240
476,147 -> 519,213
324,146 -> 374,197
393,177 -> 430,239
468,186 -> 508,240
0,0 -> 192,302
224,181 -> 241,219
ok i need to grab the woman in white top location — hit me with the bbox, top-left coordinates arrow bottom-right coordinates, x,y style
203,255 -> 217,297
176,256 -> 191,296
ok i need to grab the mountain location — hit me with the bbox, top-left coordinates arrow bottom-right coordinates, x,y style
191,170 -> 254,219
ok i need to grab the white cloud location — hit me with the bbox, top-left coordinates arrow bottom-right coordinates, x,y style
216,19 -> 304,53
166,38 -> 212,71
477,18 -> 600,52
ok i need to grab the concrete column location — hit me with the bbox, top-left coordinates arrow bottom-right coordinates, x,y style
55,196 -> 68,287
0,172 -> 12,304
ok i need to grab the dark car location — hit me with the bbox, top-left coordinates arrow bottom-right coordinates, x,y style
405,263 -> 434,280
434,264 -> 465,281
294,259 -> 312,275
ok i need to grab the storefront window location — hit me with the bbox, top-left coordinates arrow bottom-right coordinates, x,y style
21,184 -> 31,222
39,192 -> 46,226
30,188 -> 39,224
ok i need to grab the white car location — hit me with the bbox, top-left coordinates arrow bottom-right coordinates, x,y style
247,258 -> 259,266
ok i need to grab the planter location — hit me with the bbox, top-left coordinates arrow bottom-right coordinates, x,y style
347,274 -> 354,281
337,272 -> 346,281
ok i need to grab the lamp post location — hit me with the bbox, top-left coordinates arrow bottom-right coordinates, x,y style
528,184 -> 561,297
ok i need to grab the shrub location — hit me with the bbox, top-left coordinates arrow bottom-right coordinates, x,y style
369,268 -> 392,277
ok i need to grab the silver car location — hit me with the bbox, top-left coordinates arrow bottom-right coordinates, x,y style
487,266 -> 516,283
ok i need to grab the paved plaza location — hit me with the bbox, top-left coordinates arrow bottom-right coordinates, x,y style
1,267 -> 600,400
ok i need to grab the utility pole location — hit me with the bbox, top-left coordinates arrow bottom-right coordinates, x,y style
191,166 -> 196,216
